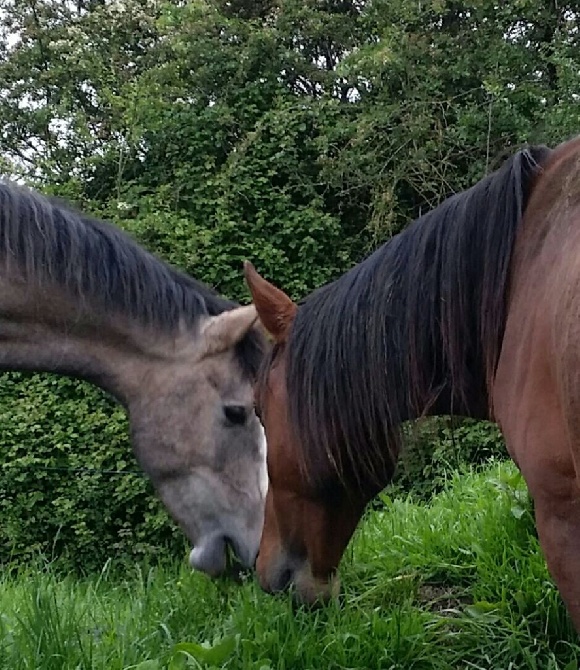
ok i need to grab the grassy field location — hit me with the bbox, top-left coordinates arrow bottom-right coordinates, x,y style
1,461 -> 579,670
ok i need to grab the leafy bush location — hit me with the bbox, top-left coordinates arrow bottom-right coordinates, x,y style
393,418 -> 508,500
0,373 -> 185,571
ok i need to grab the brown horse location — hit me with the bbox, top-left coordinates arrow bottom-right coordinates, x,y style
245,135 -> 580,630
0,180 -> 268,578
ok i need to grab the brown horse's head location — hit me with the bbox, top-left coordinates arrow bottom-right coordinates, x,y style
241,145 -> 556,605
244,262 -> 370,604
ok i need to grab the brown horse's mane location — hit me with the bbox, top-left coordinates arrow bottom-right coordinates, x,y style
0,181 -> 264,376
279,144 -> 553,490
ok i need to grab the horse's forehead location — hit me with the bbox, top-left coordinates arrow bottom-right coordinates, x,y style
258,353 -> 287,419
263,367 -> 306,486
197,348 -> 246,386
269,344 -> 289,384
157,350 -> 251,407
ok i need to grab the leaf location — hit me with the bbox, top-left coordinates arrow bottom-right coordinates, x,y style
510,505 -> 526,519
168,654 -> 186,670
127,661 -> 161,670
465,601 -> 500,618
514,590 -> 527,613
170,636 -> 238,667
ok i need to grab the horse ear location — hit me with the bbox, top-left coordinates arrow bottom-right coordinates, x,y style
244,261 -> 297,342
199,305 -> 258,356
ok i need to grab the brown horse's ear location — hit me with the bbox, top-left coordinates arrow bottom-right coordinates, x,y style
244,261 -> 297,343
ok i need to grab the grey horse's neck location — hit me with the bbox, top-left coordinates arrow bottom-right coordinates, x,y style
0,275 -> 190,407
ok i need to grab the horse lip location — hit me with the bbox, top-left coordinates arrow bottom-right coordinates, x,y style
225,534 -> 256,570
189,532 -> 256,578
188,534 -> 227,576
223,537 -> 255,582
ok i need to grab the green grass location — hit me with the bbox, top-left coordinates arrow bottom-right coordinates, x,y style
1,461 -> 579,669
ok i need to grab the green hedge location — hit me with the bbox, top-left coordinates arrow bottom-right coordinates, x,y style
0,373 -> 185,572
393,418 -> 508,500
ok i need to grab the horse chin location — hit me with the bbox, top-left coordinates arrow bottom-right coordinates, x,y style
189,534 -> 228,577
257,551 -> 340,605
189,533 -> 258,579
292,563 -> 341,607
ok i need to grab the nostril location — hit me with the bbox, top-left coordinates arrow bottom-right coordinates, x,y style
277,567 -> 293,592
224,404 -> 248,426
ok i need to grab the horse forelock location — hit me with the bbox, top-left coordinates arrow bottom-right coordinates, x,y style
282,144 -> 553,492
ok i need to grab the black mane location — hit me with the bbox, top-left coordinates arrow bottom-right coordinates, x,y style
0,181 -> 264,376
282,145 -> 552,489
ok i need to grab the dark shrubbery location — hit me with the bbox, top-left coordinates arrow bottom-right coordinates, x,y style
393,419 -> 508,500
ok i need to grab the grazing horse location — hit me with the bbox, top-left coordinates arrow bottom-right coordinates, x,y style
0,180 -> 268,578
245,135 -> 580,631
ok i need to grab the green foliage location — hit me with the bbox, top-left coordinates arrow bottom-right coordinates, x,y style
0,463 -> 578,668
394,418 -> 508,499
0,373 -> 185,571
0,0 -> 578,564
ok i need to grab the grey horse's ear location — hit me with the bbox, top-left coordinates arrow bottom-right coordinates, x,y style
198,305 -> 258,357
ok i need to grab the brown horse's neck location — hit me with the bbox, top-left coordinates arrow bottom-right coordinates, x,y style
0,276 -> 187,407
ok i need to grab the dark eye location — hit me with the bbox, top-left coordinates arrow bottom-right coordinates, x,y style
223,404 -> 248,426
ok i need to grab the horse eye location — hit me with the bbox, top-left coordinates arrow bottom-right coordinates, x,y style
223,404 -> 248,426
